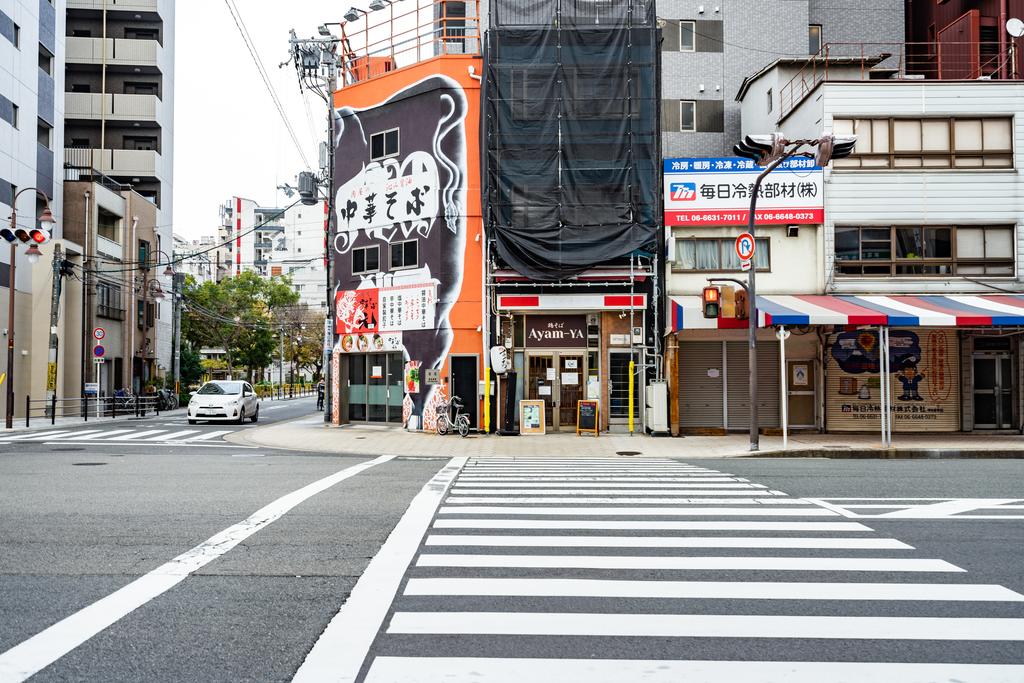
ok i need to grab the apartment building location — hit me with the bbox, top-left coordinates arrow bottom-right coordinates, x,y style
266,201 -> 327,312
63,0 -> 174,375
218,198 -> 286,278
171,233 -> 215,284
0,0 -> 65,417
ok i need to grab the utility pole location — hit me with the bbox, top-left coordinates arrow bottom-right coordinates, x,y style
45,244 -> 63,416
171,272 -> 184,393
285,27 -> 340,422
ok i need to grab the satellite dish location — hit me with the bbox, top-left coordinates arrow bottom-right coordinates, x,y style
1008,18 -> 1024,38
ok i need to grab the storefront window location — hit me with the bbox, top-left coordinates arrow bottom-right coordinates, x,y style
676,237 -> 769,271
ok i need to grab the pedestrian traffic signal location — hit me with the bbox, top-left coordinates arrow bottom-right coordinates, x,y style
702,286 -> 721,319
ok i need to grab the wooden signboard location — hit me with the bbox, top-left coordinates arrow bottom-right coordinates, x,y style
577,399 -> 599,436
519,399 -> 546,435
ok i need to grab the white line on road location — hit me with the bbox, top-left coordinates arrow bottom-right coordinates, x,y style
0,454 -> 396,683
403,578 -> 1020,601
108,429 -> 168,441
455,477 -> 745,483
43,441 -> 256,449
187,430 -> 234,441
452,482 -> 767,489
449,488 -> 776,495
148,430 -> 200,441
432,519 -> 874,531
291,456 -> 465,683
54,429 -> 135,441
387,612 -> 1022,640
363,658 -> 1024,683
443,497 -> 806,505
437,506 -> 837,517
415,554 -> 963,572
0,430 -> 73,441
422,535 -> 912,550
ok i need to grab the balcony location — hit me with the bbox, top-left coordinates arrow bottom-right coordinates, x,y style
65,93 -> 163,123
64,148 -> 161,178
66,37 -> 161,69
68,0 -> 159,11
96,235 -> 124,261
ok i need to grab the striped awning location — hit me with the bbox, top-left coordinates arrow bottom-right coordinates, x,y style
670,294 -> 1024,331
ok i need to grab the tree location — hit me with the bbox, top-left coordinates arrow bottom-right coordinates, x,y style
180,343 -> 203,385
182,271 -> 300,381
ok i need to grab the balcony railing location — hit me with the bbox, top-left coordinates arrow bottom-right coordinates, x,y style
779,41 -> 1023,121
65,93 -> 162,122
63,148 -> 160,177
68,0 -> 159,11
66,37 -> 160,67
337,0 -> 481,88
96,235 -> 124,261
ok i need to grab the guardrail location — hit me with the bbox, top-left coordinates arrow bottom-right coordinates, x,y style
23,394 -> 165,427
255,384 -> 317,400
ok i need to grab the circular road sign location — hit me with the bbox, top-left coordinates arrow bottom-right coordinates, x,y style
93,344 -> 105,358
735,232 -> 756,262
93,327 -> 106,341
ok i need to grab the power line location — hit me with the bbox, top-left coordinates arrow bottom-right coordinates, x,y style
223,0 -> 313,170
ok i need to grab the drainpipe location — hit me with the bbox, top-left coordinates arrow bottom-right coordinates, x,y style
81,190 -> 90,396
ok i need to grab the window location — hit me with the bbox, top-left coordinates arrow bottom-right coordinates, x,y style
138,239 -> 150,266
96,281 -> 124,320
125,136 -> 157,151
808,24 -> 822,55
833,117 -> 1013,169
70,83 -> 91,93
352,245 -> 379,274
12,23 -> 19,48
11,103 -> 17,129
679,20 -> 695,51
37,120 -> 51,149
680,100 -> 696,132
390,240 -> 418,270
766,88 -> 773,114
370,129 -> 399,160
38,45 -> 53,75
125,27 -> 159,41
125,81 -> 159,96
675,237 -> 770,271
835,225 -> 1014,276
71,29 -> 90,37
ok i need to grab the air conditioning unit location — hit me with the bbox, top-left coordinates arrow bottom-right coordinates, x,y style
645,381 -> 669,435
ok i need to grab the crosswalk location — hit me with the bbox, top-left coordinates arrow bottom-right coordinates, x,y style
324,457 -> 1024,682
0,426 -> 235,445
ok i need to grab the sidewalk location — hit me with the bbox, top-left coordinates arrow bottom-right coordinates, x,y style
227,415 -> 1024,458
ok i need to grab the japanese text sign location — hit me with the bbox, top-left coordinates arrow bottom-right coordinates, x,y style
663,157 -> 824,227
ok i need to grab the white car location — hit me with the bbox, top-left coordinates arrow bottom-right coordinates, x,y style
187,381 -> 259,425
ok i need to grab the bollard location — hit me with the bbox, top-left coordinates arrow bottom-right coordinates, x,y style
50,395 -> 56,425
25,395 -> 29,428
112,396 -> 117,420
84,395 -> 88,422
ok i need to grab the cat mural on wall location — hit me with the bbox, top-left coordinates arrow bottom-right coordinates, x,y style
332,75 -> 469,430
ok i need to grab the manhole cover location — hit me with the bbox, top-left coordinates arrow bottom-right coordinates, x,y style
616,451 -> 642,456
72,462 -> 107,466
52,447 -> 84,452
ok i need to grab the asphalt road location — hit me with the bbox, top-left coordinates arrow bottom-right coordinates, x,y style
0,436 -> 1021,682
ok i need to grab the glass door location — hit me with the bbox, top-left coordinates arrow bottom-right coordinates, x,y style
347,355 -> 367,422
527,354 -> 555,428
608,351 -> 639,424
973,354 -> 1014,429
367,353 -> 388,422
387,354 -> 404,422
558,354 -> 585,429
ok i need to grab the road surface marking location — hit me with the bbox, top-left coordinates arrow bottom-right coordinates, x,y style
387,612 -> 1021,639
443,497 -> 805,505
455,477 -> 745,483
432,519 -> 874,531
452,482 -> 766,489
422,535 -> 912,550
415,554 -> 963,572
108,429 -> 167,441
437,506 -> 837,517
448,488 -> 776,495
56,429 -> 135,441
0,430 -> 73,441
187,430 -> 233,441
291,456 -> 465,683
363,658 -> 1024,683
0,454 -> 396,683
148,430 -> 200,441
403,578 -> 1020,601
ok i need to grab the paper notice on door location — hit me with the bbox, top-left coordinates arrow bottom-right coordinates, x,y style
565,359 -> 578,370
546,367 -> 556,381
538,385 -> 552,396
371,366 -> 383,379
587,377 -> 601,399
561,372 -> 579,385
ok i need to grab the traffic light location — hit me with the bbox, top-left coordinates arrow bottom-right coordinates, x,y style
702,286 -> 721,319
13,228 -> 31,243
734,134 -> 787,166
0,227 -> 15,243
29,227 -> 50,244
814,134 -> 857,166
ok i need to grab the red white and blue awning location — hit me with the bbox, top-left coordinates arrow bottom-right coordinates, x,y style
670,294 -> 1024,331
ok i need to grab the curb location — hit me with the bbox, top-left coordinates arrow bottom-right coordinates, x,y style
742,448 -> 1024,459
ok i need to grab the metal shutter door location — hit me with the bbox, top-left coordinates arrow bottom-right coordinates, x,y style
678,342 -> 724,429
725,341 -> 780,430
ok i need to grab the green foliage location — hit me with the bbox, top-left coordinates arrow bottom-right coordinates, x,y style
182,271 -> 301,380
180,343 -> 204,384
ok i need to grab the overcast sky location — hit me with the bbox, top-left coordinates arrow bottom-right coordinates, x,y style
173,2 -> 364,239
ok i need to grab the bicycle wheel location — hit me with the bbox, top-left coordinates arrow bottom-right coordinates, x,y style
436,414 -> 450,435
457,416 -> 470,438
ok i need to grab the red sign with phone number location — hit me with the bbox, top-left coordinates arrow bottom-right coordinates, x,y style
665,208 -> 824,227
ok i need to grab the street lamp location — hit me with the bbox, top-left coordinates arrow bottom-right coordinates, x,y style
4,188 -> 57,428
732,133 -> 855,451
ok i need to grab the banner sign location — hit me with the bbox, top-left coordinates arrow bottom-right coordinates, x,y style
663,157 -> 824,227
335,283 -> 438,335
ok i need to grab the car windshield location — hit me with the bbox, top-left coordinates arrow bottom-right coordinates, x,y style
197,382 -> 243,395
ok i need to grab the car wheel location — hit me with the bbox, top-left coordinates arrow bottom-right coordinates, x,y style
237,408 -> 245,425
250,406 -> 259,423
188,419 -> 197,425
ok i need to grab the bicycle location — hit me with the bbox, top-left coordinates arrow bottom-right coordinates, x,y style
435,395 -> 470,437
113,389 -> 136,412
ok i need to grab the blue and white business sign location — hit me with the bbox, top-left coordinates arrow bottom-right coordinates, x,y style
664,157 -> 824,227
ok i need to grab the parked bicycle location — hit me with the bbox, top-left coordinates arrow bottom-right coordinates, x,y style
113,389 -> 137,412
156,388 -> 178,411
435,395 -> 470,437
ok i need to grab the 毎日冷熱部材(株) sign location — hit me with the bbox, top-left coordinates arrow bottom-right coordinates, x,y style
663,157 -> 824,227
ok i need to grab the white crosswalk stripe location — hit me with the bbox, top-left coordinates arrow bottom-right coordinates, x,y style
0,425 -> 237,445
300,457 -> 1024,682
